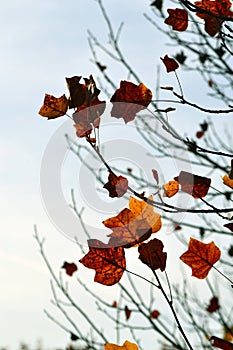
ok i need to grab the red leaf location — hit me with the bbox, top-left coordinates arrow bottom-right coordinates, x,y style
112,301 -> 117,307
150,310 -> 160,319
110,81 -> 152,123
180,237 -> 221,279
125,305 -> 132,320
152,169 -> 159,184
174,171 -> 211,198
62,262 -> 78,276
79,239 -> 126,286
194,0 -> 233,36
210,336 -> 233,349
206,296 -> 220,313
138,238 -> 167,271
196,131 -> 205,139
164,8 -> 188,31
161,55 -> 179,73
103,173 -> 128,198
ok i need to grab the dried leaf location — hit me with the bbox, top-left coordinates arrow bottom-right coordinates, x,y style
196,131 -> 205,139
103,173 -> 128,198
174,171 -> 211,198
103,196 -> 161,248
163,180 -> 179,197
164,8 -> 188,31
125,305 -> 132,320
112,301 -> 117,307
152,169 -> 159,184
39,94 -> 68,119
222,174 -> 233,189
206,296 -> 220,313
180,237 -> 221,279
105,340 -> 139,350
61,262 -> 78,276
79,239 -> 126,286
195,0 -> 233,36
138,238 -> 167,271
110,81 -> 152,123
150,310 -> 160,319
210,336 -> 233,349
224,223 -> 233,232
161,55 -> 179,73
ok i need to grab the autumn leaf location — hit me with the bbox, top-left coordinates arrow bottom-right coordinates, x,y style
112,301 -> 117,307
161,55 -> 179,73
105,340 -> 139,350
223,325 -> 233,342
180,237 -> 221,279
103,173 -> 128,198
138,238 -> 167,271
206,296 -> 220,313
61,262 -> 78,276
125,305 -> 132,320
150,310 -> 160,319
224,223 -> 233,232
163,180 -> 179,197
152,169 -> 159,184
110,81 -> 152,123
228,245 -> 233,257
210,336 -> 233,349
222,174 -> 233,189
79,239 -> 126,286
70,333 -> 79,341
164,8 -> 188,31
38,94 -> 68,119
196,131 -> 205,139
194,0 -> 233,36
96,61 -> 107,71
174,171 -> 211,198
103,196 -> 161,248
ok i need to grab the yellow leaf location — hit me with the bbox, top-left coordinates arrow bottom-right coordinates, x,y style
222,174 -> 233,189
105,340 -> 139,350
129,195 -> 162,233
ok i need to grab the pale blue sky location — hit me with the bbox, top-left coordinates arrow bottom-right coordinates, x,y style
0,0 -> 231,349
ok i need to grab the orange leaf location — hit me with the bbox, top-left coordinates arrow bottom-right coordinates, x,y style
110,81 -> 152,123
194,0 -> 233,36
150,310 -> 160,319
163,180 -> 179,197
222,174 -> 233,189
138,238 -> 167,271
61,262 -> 78,276
79,239 -> 126,286
180,237 -> 221,279
210,336 -> 233,349
38,94 -> 68,119
105,340 -> 139,350
164,8 -> 188,31
206,296 -> 220,313
103,173 -> 128,198
174,171 -> 211,198
160,55 -> 179,73
103,196 -> 162,248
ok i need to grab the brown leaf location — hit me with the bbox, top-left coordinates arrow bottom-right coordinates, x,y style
160,55 -> 179,73
152,169 -> 159,184
222,174 -> 233,189
174,171 -> 211,198
103,173 -> 128,198
196,131 -> 205,139
79,239 -> 126,286
103,196 -> 162,248
112,300 -> 117,307
39,94 -> 68,119
150,310 -> 160,319
210,336 -> 233,349
206,296 -> 220,313
194,0 -> 233,36
125,305 -> 131,320
224,223 -> 233,232
164,8 -> 188,31
180,237 -> 221,279
110,81 -> 152,123
138,238 -> 167,271
62,262 -> 78,276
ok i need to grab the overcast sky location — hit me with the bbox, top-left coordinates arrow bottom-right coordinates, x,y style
1,0 -> 231,349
